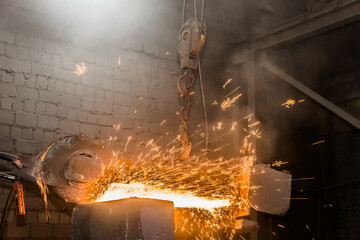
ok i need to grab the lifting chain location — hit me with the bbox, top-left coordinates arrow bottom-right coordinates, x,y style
177,70 -> 195,160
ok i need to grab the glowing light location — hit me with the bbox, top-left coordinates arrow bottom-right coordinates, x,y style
221,93 -> 242,110
281,99 -> 296,108
312,140 -> 325,145
223,78 -> 232,89
74,62 -> 87,75
96,183 -> 230,210
118,57 -> 121,66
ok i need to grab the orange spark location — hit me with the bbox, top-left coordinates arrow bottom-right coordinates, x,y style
223,78 -> 232,89
74,62 -> 87,75
221,93 -> 242,110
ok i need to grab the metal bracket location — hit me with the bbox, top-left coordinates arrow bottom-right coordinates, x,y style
263,60 -> 360,130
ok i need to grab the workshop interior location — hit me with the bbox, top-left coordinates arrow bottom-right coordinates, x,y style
0,0 -> 359,239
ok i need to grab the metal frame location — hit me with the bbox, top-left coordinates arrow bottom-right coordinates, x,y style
263,61 -> 360,129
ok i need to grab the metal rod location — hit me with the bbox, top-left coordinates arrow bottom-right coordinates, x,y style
263,61 -> 360,129
194,0 -> 197,20
201,0 -> 204,23
182,0 -> 186,24
197,57 -> 209,150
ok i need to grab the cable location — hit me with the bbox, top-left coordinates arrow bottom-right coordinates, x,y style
194,0 -> 197,20
197,57 -> 209,151
0,186 -> 14,238
201,0 -> 204,23
182,0 -> 186,24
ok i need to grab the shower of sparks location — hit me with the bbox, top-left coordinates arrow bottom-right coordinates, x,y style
312,140 -> 325,145
221,93 -> 242,110
74,62 -> 87,75
271,160 -> 288,167
223,78 -> 232,89
281,99 -> 296,108
225,86 -> 241,98
231,122 -> 237,131
159,120 -> 167,126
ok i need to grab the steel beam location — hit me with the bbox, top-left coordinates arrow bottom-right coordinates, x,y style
251,0 -> 360,50
263,61 -> 360,130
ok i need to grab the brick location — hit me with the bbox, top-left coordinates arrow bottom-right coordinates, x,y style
16,139 -> 37,154
55,79 -> 66,92
65,82 -> 76,94
59,212 -> 71,224
0,96 -> 12,110
132,83 -> 147,97
22,128 -> 33,139
51,55 -> 62,66
114,93 -> 133,106
78,111 -> 88,122
33,128 -> 43,141
24,100 -> 36,113
56,106 -> 68,118
26,211 -> 38,224
38,116 -> 58,129
38,211 -> 48,223
114,80 -> 131,94
48,211 -> 59,224
67,109 -> 78,120
29,38 -> 43,50
11,59 -> 31,73
43,131 -> 55,142
24,74 -> 36,88
53,224 -> 71,238
4,224 -> 29,238
17,46 -> 30,60
53,66 -> 75,81
0,82 -> 15,97
45,103 -> 57,116
14,73 -> 26,85
0,41 -> 5,54
35,75 -> 48,89
0,55 -> 10,69
12,98 -> 24,112
39,90 -> 60,103
81,99 -> 94,111
15,33 -> 31,47
94,101 -> 112,114
60,94 -> 80,108
101,78 -> 113,89
79,123 -> 99,136
1,69 -> 13,82
0,109 -> 14,124
5,44 -> 17,57
11,126 -> 21,138
47,78 -> 55,91
0,124 -> 10,136
40,53 -> 51,65
59,119 -> 79,133
16,85 -> 38,100
35,101 -> 46,115
30,49 -> 40,62
0,29 -> 15,43
62,56 -> 75,69
95,89 -> 105,99
31,63 -> 52,76
0,137 -> 13,151
30,224 -> 52,238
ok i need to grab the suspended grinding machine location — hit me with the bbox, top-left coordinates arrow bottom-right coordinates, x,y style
174,18 -> 207,160
0,134 -> 112,204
